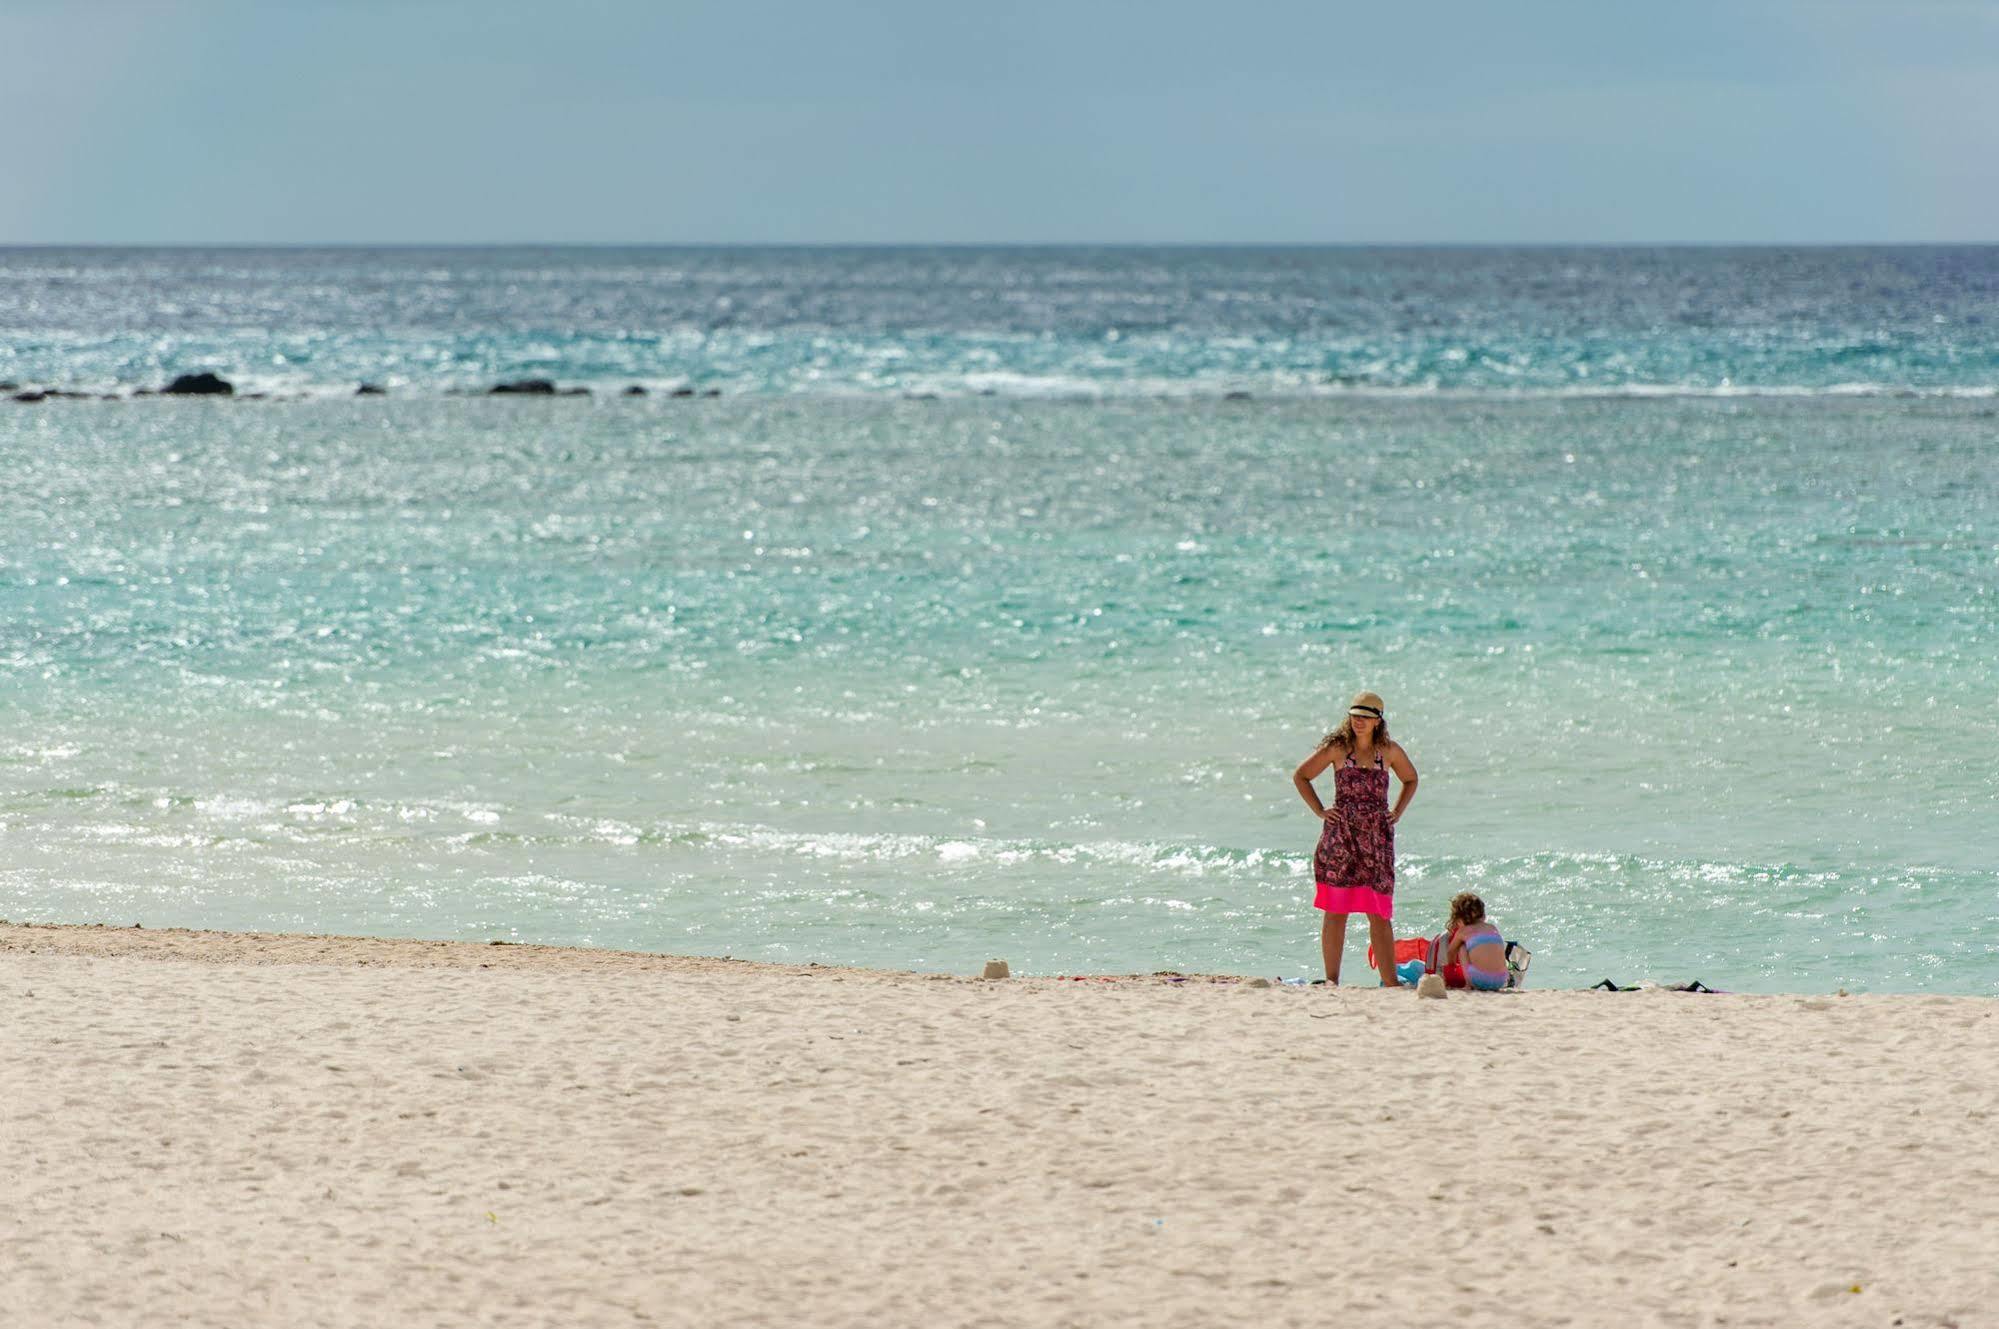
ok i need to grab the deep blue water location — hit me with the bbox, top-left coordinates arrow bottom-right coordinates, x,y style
3,245 -> 1995,398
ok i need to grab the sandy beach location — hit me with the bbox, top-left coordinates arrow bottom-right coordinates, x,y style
3,922 -> 1994,1328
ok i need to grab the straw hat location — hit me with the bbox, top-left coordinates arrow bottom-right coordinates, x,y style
1347,690 -> 1385,719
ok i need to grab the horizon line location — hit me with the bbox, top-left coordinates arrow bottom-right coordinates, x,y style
3,239 -> 1997,251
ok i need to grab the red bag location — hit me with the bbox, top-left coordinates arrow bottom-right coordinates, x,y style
1365,936 -> 1433,969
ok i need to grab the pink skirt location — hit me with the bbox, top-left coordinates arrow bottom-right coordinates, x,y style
1314,883 -> 1394,919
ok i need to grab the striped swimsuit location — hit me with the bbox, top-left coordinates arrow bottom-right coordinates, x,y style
1454,924 -> 1508,991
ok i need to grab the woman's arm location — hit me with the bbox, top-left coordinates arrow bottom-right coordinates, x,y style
1293,744 -> 1340,818
1386,742 -> 1418,825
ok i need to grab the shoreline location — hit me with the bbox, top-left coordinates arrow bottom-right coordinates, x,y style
1,920 -> 1981,996
6,920 -> 1997,1327
0,920 -> 1235,984
0,919 -> 877,978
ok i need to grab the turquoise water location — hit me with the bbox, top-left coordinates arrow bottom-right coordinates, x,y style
3,249 -> 1996,991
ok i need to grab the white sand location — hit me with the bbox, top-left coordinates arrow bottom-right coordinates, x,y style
4,922 -> 1995,1328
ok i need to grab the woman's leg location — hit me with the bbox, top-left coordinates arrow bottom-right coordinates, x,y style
1369,914 -> 1400,986
1320,912 -> 1348,983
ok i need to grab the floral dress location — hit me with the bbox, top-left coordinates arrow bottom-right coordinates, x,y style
1311,750 -> 1396,918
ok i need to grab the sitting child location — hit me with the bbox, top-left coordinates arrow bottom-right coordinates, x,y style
1439,892 -> 1508,991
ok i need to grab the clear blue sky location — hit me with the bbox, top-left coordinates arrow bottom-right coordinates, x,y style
5,0 -> 1994,243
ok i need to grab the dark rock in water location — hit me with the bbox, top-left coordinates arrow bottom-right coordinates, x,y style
622,385 -> 648,396
163,372 -> 234,395
12,390 -> 47,403
489,378 -> 557,395
1223,390 -> 1253,401
133,388 -> 156,396
355,383 -> 387,396
669,387 -> 696,398
45,389 -> 93,399
560,386 -> 591,396
701,388 -> 721,397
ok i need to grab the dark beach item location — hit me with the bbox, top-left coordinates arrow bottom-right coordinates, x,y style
355,383 -> 387,395
12,390 -> 48,403
1666,980 -> 1720,993
162,372 -> 234,395
622,385 -> 648,396
489,378 -> 557,395
1500,941 -> 1533,989
1590,979 -> 1640,991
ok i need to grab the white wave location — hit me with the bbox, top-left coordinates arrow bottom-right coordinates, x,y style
10,372 -> 1992,403
690,821 -> 1306,879
1295,381 -> 1999,402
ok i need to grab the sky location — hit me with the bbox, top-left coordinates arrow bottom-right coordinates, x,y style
3,0 -> 1995,244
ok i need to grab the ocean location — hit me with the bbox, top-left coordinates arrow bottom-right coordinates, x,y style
2,246 -> 1994,991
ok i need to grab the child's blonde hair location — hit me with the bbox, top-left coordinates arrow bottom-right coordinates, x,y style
1449,892 -> 1486,926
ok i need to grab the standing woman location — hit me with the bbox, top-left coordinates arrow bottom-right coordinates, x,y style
1292,691 -> 1419,985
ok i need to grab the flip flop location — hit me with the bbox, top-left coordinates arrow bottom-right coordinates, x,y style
1590,978 -> 1640,991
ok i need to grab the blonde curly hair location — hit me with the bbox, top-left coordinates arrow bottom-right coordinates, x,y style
1319,714 -> 1391,752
